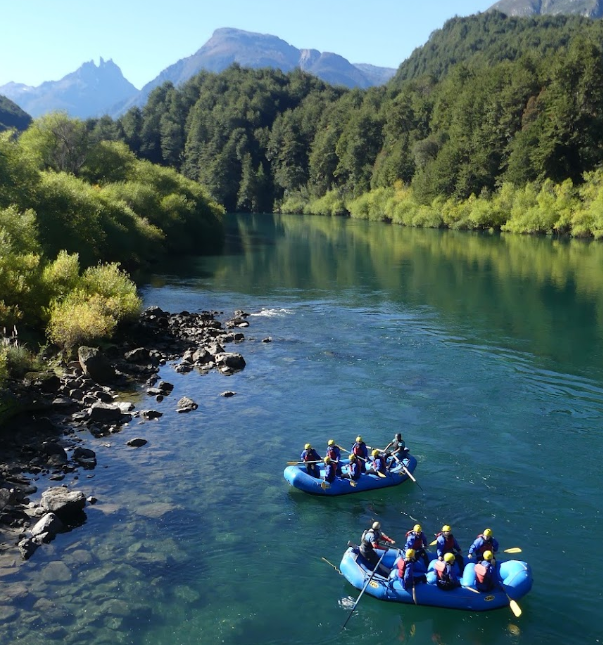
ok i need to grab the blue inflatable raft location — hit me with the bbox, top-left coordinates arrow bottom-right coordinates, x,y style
283,455 -> 418,496
339,545 -> 533,611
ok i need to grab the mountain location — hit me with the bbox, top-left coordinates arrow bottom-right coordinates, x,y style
112,28 -> 396,115
0,95 -> 32,132
489,0 -> 603,17
0,58 -> 138,119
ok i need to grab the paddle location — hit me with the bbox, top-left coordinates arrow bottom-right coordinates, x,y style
403,465 -> 424,491
321,557 -> 342,575
506,593 -> 522,617
504,548 -> 522,554
412,582 -> 417,605
286,459 -> 322,465
341,549 -> 387,630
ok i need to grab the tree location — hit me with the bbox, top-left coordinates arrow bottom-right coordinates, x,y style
18,112 -> 89,175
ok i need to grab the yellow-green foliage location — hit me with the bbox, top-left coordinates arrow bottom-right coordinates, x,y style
348,187 -> 394,221
47,293 -> 118,351
279,194 -> 308,214
574,170 -> 603,239
305,190 -> 347,216
41,250 -> 81,301
46,262 -> 141,350
79,263 -> 141,322
0,206 -> 42,325
81,140 -> 136,185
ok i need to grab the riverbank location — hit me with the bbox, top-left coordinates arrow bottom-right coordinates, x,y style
0,306 -> 254,565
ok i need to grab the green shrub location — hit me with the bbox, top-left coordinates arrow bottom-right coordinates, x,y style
47,293 -> 117,351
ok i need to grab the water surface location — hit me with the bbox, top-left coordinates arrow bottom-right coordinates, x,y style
2,213 -> 602,644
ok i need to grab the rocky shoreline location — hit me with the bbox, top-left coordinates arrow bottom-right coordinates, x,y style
0,306 -> 261,564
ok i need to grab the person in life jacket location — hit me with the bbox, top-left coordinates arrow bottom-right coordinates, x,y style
384,433 -> 410,464
300,443 -> 321,479
346,454 -> 362,481
435,525 -> 465,573
359,521 -> 395,576
474,550 -> 497,592
370,449 -> 388,475
433,553 -> 461,591
468,528 -> 499,561
326,439 -> 342,476
323,456 -> 336,483
392,548 -> 427,591
352,436 -> 369,473
405,524 -> 430,567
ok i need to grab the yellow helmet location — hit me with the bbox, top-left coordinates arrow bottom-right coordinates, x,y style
444,553 -> 455,564
324,457 -> 331,464
442,525 -> 451,533
405,549 -> 416,559
484,528 -> 493,538
356,436 -> 363,442
413,524 -> 422,533
304,443 -> 312,450
372,449 -> 380,457
349,454 -> 356,461
327,439 -> 335,446
483,551 -> 494,561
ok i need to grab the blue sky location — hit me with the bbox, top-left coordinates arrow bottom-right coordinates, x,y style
0,0 -> 494,89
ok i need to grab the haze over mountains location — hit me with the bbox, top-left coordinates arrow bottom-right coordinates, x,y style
2,1 -> 603,122
0,28 -> 396,120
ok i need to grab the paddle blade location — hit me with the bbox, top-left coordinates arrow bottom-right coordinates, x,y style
509,599 -> 522,617
350,480 -> 357,487
464,586 -> 480,594
375,471 -> 387,478
429,539 -> 437,546
504,547 -> 522,554
286,461 -> 301,465
321,481 -> 330,489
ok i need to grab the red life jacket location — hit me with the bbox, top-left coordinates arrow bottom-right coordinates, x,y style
353,442 -> 366,457
397,558 -> 406,578
474,534 -> 492,557
327,446 -> 338,460
406,531 -> 425,549
474,563 -> 488,584
433,560 -> 446,580
436,533 -> 455,551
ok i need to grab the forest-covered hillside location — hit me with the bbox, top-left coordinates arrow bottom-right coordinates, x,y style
81,10 -> 603,232
0,95 -> 32,132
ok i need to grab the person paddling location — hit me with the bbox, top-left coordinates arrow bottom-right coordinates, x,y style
300,443 -> 321,478
352,436 -> 369,473
326,439 -> 342,476
433,553 -> 461,591
468,528 -> 499,561
384,433 -> 410,463
404,524 -> 429,567
359,521 -> 395,576
323,456 -> 336,484
435,525 -> 464,573
391,548 -> 426,591
370,449 -> 388,475
475,550 -> 496,592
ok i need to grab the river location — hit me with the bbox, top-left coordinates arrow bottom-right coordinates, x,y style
2,213 -> 602,644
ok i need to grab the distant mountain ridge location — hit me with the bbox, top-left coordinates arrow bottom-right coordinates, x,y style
0,58 -> 137,119
0,29 -> 395,120
489,0 -> 603,17
113,28 -> 396,115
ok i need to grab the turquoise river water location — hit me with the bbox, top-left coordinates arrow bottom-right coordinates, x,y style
1,213 -> 602,644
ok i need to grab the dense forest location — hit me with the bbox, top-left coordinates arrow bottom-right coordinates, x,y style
80,11 -> 603,236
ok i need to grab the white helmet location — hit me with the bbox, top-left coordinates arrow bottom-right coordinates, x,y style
372,521 -> 381,530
